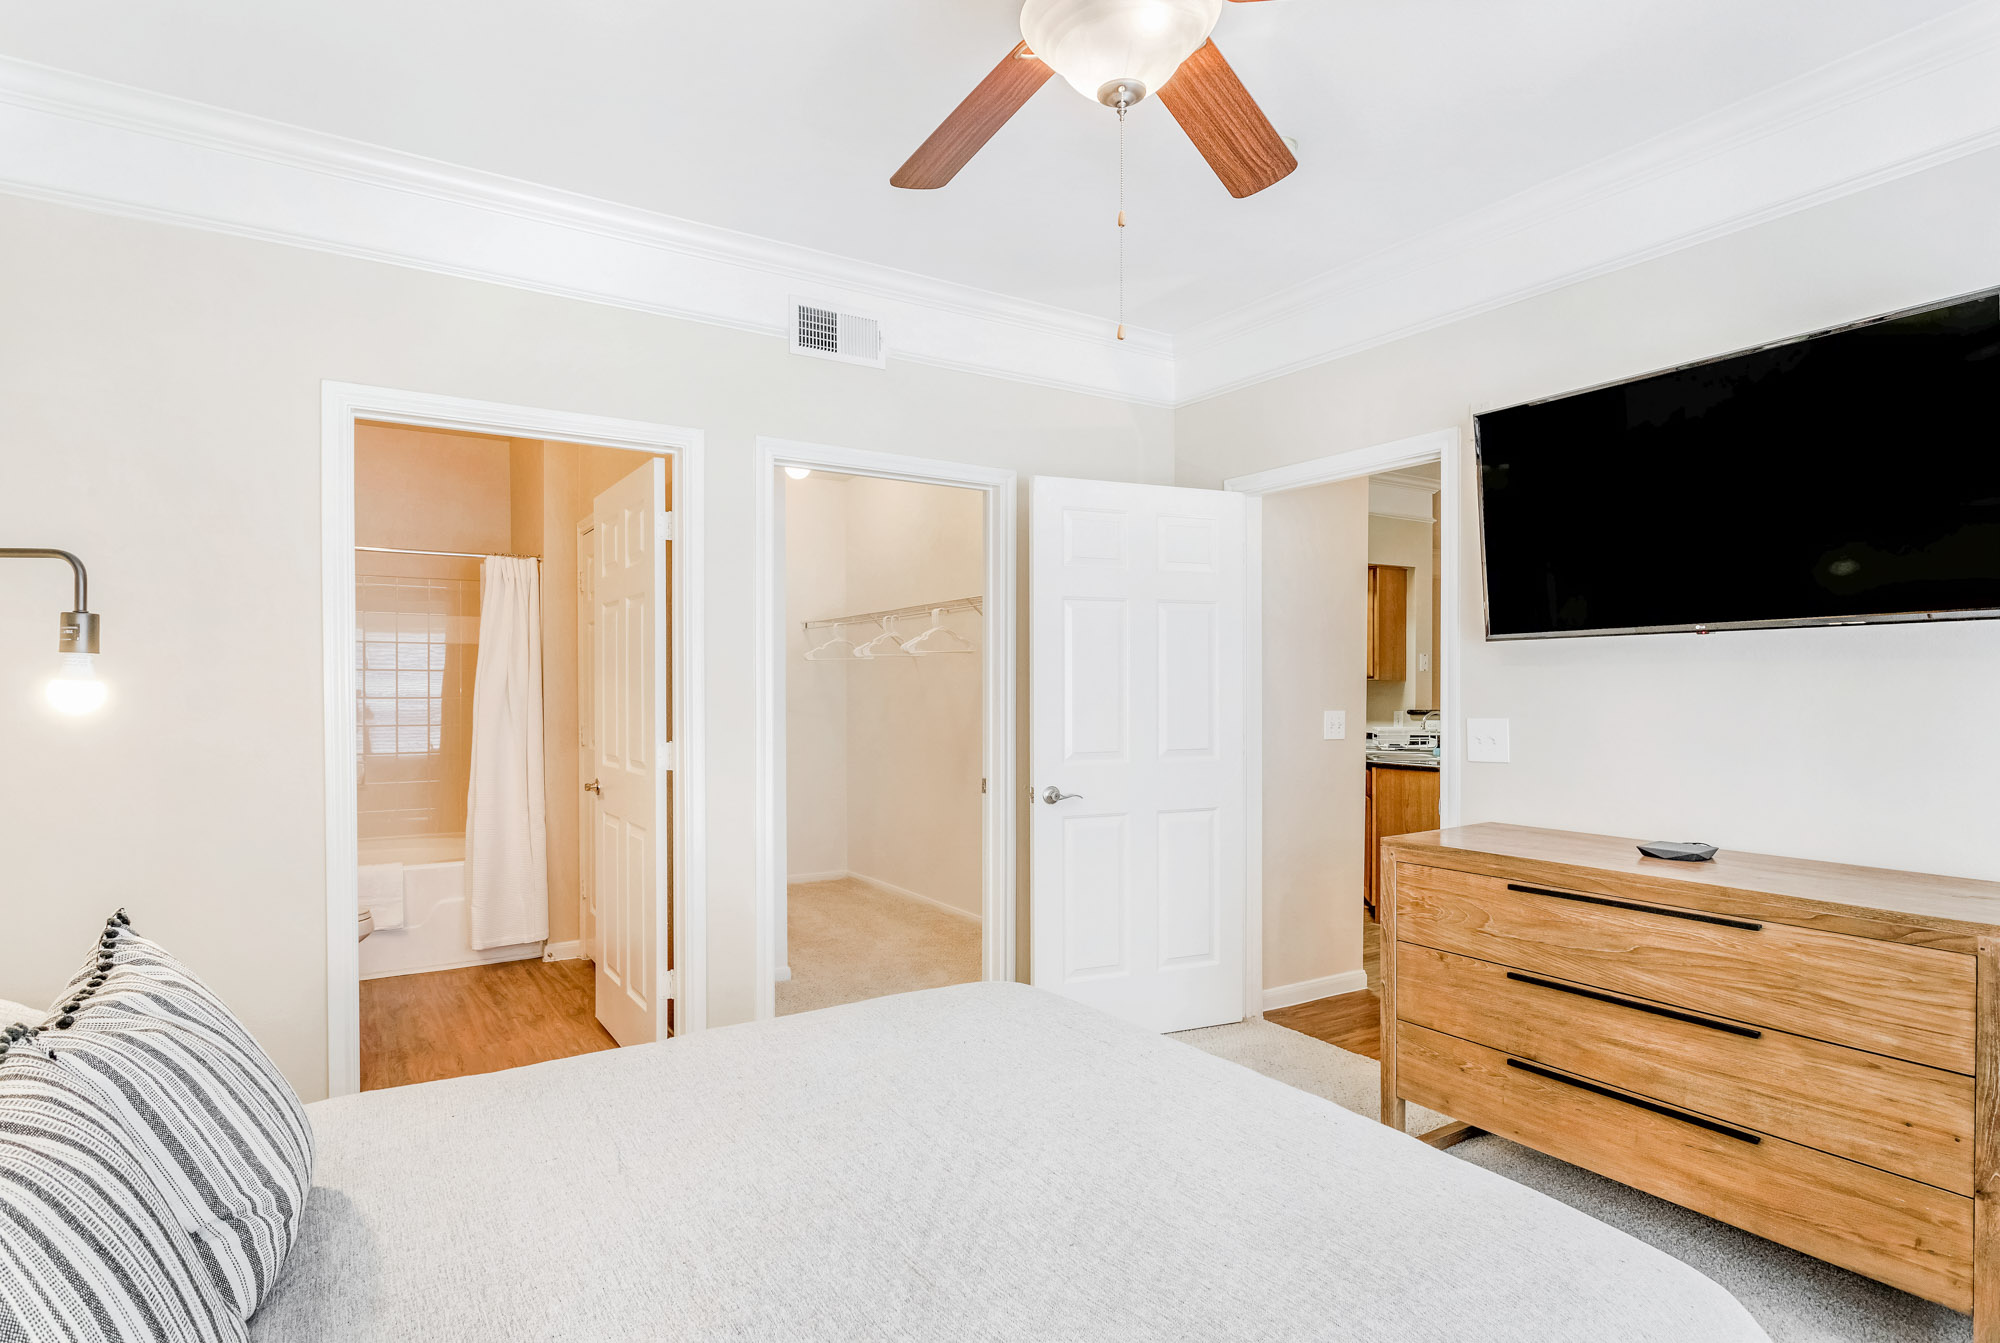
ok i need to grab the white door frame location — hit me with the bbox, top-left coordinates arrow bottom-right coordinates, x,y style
1224,426 -> 1463,1021
321,382 -> 708,1097
753,437 -> 1018,1019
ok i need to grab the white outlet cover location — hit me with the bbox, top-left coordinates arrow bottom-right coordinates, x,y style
1323,709 -> 1346,740
1466,717 -> 1511,763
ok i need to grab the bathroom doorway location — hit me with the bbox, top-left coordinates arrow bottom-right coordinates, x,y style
322,385 -> 705,1099
348,423 -> 669,1089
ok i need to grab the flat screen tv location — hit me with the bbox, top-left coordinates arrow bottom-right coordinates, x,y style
1475,289 -> 2000,639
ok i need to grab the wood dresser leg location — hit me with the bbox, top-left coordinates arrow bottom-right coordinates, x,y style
1380,848 -> 1404,1133
1975,936 -> 1999,1342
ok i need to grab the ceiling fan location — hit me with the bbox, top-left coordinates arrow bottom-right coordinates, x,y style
892,0 -> 1297,200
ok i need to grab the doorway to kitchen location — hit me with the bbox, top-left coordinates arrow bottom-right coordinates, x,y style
1224,429 -> 1461,1052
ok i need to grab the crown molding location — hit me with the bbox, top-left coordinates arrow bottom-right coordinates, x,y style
1174,1 -> 2000,404
0,3 -> 1994,414
0,55 -> 1178,407
1367,477 -> 1438,522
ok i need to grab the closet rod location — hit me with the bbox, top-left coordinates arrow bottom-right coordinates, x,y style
803,594 -> 982,631
356,546 -> 540,561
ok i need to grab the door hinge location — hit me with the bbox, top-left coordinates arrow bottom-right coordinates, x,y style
664,968 -> 680,1000
981,777 -> 988,794
658,510 -> 676,542
661,739 -> 677,771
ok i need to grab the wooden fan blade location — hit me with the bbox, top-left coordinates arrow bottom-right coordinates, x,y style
1157,40 -> 1297,199
892,42 -> 1053,189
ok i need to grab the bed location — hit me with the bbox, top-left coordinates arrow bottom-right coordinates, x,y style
250,982 -> 1769,1342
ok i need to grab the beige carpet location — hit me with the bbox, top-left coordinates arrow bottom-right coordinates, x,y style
777,877 -> 981,1016
1173,1017 -> 1454,1136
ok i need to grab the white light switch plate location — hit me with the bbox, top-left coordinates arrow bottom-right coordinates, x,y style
1466,717 -> 1511,762
1323,709 -> 1346,740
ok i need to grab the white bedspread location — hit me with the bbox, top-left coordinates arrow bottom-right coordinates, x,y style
252,983 -> 1768,1342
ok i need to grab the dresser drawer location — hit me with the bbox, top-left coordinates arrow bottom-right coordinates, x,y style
1397,1021 -> 1973,1309
1395,864 -> 1975,1073
1396,944 -> 1973,1193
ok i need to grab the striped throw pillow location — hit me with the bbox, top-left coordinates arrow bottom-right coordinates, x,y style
0,1028 -> 242,1342
44,914 -> 313,1325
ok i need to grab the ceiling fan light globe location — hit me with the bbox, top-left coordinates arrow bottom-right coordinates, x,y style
1019,0 -> 1222,107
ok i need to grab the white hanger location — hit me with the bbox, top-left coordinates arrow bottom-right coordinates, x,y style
803,622 -> 858,660
855,615 -> 914,658
904,608 -> 976,656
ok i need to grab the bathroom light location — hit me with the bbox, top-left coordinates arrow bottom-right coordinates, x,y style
785,466 -> 812,480
3,548 -> 106,715
1019,0 -> 1223,107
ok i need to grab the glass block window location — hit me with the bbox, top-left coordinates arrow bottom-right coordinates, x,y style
354,563 -> 480,839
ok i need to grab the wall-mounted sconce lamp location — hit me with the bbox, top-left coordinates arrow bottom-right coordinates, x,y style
2,549 -> 105,714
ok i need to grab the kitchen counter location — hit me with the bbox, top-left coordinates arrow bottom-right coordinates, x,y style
1366,753 -> 1440,771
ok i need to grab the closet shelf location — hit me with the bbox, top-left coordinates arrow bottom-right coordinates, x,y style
801,595 -> 982,632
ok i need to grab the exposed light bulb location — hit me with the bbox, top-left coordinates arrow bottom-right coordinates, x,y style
784,466 -> 812,480
45,651 -> 107,715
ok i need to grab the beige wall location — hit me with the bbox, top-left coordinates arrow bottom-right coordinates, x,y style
355,424 -> 513,553
783,473 -> 850,879
1182,145 -> 2000,991
1365,513 -> 1434,726
0,192 -> 1171,1099
783,474 -> 985,917
1260,481 -> 1369,992
842,477 -> 984,915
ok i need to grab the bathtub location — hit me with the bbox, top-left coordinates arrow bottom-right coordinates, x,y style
357,833 -> 544,980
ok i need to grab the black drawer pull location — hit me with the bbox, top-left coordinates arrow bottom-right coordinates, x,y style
1505,971 -> 1762,1039
1507,883 -> 1763,932
1506,1058 -> 1761,1144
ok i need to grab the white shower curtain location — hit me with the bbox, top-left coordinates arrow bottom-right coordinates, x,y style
466,556 -> 549,950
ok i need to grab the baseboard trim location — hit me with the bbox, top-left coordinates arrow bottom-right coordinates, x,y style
791,870 -> 981,923
360,941 -> 545,981
1263,969 -> 1369,1012
852,872 -> 984,923
542,940 -> 585,963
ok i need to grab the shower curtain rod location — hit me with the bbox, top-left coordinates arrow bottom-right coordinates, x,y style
356,546 -> 540,561
803,595 -> 982,631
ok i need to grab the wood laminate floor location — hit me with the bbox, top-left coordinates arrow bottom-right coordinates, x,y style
360,957 -> 618,1091
1265,917 -> 1383,1060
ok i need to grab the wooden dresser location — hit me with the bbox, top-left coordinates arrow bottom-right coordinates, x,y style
1379,824 -> 2000,1334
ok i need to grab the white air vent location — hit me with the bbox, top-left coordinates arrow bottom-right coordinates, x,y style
789,298 -> 885,368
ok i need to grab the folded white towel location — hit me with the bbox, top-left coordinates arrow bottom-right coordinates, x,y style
358,862 -> 406,930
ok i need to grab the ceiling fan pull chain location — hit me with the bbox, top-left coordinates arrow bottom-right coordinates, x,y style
1116,103 -> 1126,342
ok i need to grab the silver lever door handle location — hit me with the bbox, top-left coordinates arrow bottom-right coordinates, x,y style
585,779 -> 602,796
1042,786 -> 1083,804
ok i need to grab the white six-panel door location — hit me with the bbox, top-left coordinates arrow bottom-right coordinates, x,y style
591,458 -> 670,1046
1029,477 -> 1247,1033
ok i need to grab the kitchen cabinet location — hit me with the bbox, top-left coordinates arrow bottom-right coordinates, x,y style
1367,564 -> 1408,681
1364,762 -> 1438,918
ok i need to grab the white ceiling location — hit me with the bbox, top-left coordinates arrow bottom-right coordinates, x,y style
0,0 -> 1974,332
